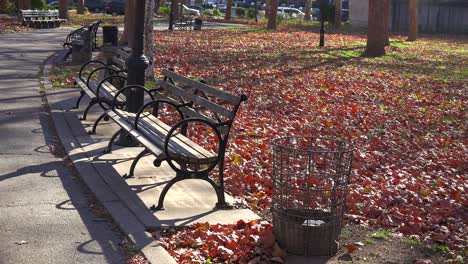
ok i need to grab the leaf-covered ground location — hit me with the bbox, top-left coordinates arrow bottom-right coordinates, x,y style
0,15 -> 30,34
151,28 -> 467,262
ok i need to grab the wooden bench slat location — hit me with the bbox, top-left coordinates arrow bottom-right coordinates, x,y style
107,110 -> 165,159
115,109 -> 217,164
158,81 -> 234,119
162,69 -> 241,104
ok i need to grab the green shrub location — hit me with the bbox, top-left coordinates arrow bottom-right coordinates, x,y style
235,7 -> 245,18
0,0 -> 15,13
158,6 -> 170,16
212,8 -> 221,17
31,0 -> 47,10
246,7 -> 255,19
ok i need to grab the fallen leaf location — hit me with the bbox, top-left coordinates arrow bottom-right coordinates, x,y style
15,240 -> 29,245
344,244 -> 358,254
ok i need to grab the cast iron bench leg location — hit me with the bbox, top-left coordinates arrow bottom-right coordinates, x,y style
74,90 -> 86,109
88,112 -> 108,135
104,129 -> 121,153
122,149 -> 150,179
80,98 -> 98,120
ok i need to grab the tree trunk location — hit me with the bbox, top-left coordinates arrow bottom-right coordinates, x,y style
225,0 -> 232,20
408,0 -> 418,41
121,0 -> 135,46
365,0 -> 386,57
17,0 -> 31,10
334,0 -> 341,28
267,0 -> 277,29
77,0 -> 84,14
384,0 -> 391,45
304,0 -> 311,21
265,0 -> 270,17
59,0 -> 68,19
144,0 -> 155,80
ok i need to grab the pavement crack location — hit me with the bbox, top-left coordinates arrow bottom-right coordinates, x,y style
0,153 -> 35,156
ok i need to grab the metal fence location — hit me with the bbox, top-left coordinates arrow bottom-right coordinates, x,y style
392,0 -> 468,34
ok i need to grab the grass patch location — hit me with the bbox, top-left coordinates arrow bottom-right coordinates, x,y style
401,238 -> 421,246
365,238 -> 375,244
49,64 -> 82,88
433,244 -> 450,253
391,41 -> 411,48
222,26 -> 271,33
370,230 -> 392,240
330,49 -> 364,58
340,228 -> 351,239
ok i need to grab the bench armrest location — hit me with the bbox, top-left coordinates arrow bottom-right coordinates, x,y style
164,117 -> 222,171
95,75 -> 128,110
134,99 -> 185,130
110,85 -> 154,111
79,60 -> 107,83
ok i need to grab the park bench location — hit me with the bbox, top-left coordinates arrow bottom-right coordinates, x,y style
104,69 -> 248,210
20,9 -> 66,29
173,15 -> 193,30
74,47 -> 130,134
63,20 -> 101,60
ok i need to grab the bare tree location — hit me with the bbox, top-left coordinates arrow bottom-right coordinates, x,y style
225,0 -> 232,20
365,0 -> 386,57
408,0 -> 418,41
384,0 -> 391,45
265,0 -> 270,17
267,0 -> 277,29
121,0 -> 135,46
59,0 -> 68,19
17,0 -> 31,10
304,0 -> 312,21
144,0 -> 155,79
334,0 -> 341,28
77,0 -> 84,14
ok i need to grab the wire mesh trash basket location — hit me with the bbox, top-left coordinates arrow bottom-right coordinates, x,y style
272,136 -> 353,256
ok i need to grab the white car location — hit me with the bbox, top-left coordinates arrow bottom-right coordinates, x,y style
182,4 -> 201,16
277,7 -> 305,18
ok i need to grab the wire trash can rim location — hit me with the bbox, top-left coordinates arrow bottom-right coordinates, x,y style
272,136 -> 353,154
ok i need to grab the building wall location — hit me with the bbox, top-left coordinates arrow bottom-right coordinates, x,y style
349,0 -> 368,28
349,0 -> 468,34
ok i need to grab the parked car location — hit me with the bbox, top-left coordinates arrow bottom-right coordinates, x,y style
187,5 -> 204,12
182,4 -> 201,16
86,0 -> 107,13
105,0 -> 125,16
341,9 -> 349,22
277,7 -> 304,19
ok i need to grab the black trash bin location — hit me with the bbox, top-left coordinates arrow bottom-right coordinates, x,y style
194,18 -> 203,30
102,25 -> 118,46
272,137 -> 353,256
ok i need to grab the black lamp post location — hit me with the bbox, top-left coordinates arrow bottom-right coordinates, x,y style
126,0 -> 149,112
118,0 -> 149,146
319,0 -> 326,47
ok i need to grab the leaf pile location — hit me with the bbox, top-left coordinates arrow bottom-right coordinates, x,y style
152,29 -> 467,256
158,221 -> 275,263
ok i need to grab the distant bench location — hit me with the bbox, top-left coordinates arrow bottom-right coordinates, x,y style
173,15 -> 193,30
63,20 -> 101,60
20,9 -> 66,28
104,69 -> 248,210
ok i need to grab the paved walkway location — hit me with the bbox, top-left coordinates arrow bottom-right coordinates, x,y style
0,28 -> 126,264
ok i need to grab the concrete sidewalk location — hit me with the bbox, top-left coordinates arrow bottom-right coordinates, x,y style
0,28 -> 127,264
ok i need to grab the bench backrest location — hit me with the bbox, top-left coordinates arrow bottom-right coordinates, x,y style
155,69 -> 247,139
21,9 -> 60,20
88,21 -> 101,50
